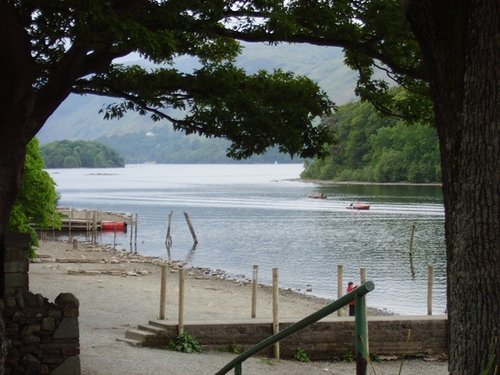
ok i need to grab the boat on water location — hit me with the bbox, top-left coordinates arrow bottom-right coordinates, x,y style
347,203 -> 371,210
101,221 -> 127,231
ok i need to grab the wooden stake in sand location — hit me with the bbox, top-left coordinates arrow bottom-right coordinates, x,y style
129,214 -> 134,251
68,208 -> 73,242
337,264 -> 344,316
359,267 -> 369,353
165,210 -> 173,250
427,265 -> 433,316
159,264 -> 168,320
272,268 -> 280,360
178,267 -> 185,335
409,224 -> 416,279
134,213 -> 138,252
251,265 -> 259,318
183,212 -> 198,245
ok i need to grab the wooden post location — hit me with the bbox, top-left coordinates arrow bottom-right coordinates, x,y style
359,267 -> 369,354
251,265 -> 259,318
92,211 -> 97,243
68,208 -> 73,242
113,230 -> 117,250
337,264 -> 344,316
360,268 -> 366,284
72,239 -> 78,250
134,213 -> 138,252
183,212 -> 198,245
84,210 -> 89,242
130,214 -> 134,252
178,267 -> 184,335
427,265 -> 433,316
409,224 -> 416,279
159,264 -> 168,319
165,210 -> 173,250
272,268 -> 279,360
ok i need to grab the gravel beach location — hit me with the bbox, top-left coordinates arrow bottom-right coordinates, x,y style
29,239 -> 448,375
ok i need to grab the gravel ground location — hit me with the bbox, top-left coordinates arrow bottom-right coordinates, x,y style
29,240 -> 448,375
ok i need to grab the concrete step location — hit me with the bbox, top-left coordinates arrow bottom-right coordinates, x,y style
149,320 -> 171,329
137,324 -> 167,334
125,328 -> 155,342
116,337 -> 143,347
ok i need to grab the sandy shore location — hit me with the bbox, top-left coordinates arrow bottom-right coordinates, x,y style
29,239 -> 447,375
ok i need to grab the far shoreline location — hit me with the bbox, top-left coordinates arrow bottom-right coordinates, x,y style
287,178 -> 442,187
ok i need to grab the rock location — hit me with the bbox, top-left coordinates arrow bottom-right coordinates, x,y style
55,293 -> 80,310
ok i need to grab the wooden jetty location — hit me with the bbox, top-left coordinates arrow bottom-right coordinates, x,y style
56,208 -> 132,232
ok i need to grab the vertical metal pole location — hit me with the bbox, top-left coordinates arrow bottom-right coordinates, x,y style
251,265 -> 259,318
272,268 -> 279,360
337,264 -> 344,316
178,267 -> 184,335
427,265 -> 433,315
235,362 -> 242,375
355,293 -> 369,375
159,264 -> 168,319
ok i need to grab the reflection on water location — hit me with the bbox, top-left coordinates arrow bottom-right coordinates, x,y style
47,164 -> 446,315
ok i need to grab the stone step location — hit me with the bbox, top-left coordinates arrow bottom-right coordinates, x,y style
116,337 -> 143,347
137,324 -> 167,334
125,328 -> 155,342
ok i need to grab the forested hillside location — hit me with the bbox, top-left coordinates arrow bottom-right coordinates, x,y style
41,140 -> 124,168
301,100 -> 441,183
36,43 -> 355,165
97,128 -> 298,164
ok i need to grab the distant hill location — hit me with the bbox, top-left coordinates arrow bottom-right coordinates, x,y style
37,43 -> 358,163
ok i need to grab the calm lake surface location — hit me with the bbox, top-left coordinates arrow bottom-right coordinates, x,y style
47,164 -> 446,315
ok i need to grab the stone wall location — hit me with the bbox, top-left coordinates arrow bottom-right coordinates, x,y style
1,233 -> 81,375
144,315 -> 448,360
4,233 -> 30,295
0,292 -> 81,375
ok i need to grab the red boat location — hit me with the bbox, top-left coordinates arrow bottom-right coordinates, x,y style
347,203 -> 371,210
101,221 -> 127,231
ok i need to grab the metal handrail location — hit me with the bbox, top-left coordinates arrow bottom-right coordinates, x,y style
215,280 -> 375,375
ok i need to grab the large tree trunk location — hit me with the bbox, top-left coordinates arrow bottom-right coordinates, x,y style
403,0 -> 499,373
0,142 -> 27,296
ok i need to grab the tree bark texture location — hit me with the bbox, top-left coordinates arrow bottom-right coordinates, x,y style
0,146 -> 27,295
403,0 -> 499,373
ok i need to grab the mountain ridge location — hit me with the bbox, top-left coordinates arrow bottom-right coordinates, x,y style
37,43 -> 358,163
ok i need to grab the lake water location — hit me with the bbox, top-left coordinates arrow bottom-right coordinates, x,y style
47,164 -> 446,315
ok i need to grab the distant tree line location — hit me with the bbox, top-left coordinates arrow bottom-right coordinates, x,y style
301,99 -> 441,183
97,128 -> 300,164
41,140 -> 124,168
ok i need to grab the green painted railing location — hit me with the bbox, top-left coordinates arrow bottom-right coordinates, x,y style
215,280 -> 375,375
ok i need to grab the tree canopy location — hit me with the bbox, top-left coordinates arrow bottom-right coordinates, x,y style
302,98 -> 441,183
8,138 -> 60,254
41,140 -> 125,168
